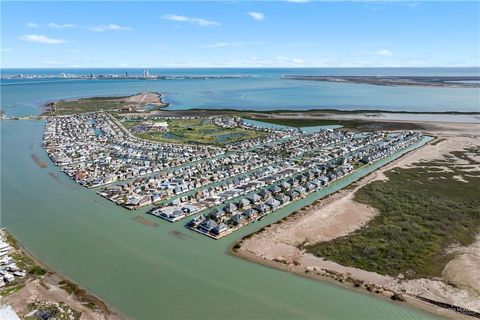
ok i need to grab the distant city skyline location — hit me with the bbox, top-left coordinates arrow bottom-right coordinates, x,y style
2,1 -> 479,68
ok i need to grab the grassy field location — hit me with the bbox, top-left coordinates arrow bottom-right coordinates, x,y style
44,92 -> 167,116
304,147 -> 480,279
244,117 -> 366,129
243,116 -> 426,131
44,96 -> 131,115
121,120 -> 140,129
135,118 -> 268,145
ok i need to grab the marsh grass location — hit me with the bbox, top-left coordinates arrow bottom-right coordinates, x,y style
304,148 -> 480,279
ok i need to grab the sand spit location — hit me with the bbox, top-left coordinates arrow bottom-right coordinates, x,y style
31,153 -> 48,168
131,216 -> 159,227
235,121 -> 480,319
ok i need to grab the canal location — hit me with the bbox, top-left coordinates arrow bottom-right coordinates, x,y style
1,119 -> 438,319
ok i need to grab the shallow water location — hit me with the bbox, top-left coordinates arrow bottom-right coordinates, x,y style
2,68 -> 479,117
1,119 -> 438,319
0,70 -> 448,319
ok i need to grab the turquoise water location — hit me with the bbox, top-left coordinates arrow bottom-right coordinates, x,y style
1,120 -> 438,319
2,68 -> 479,116
0,68 -> 456,319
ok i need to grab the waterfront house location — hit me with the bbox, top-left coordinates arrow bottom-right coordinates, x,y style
230,214 -> 246,226
198,219 -> 218,233
242,208 -> 258,220
275,194 -> 290,205
265,197 -> 281,210
294,186 -> 307,195
187,215 -> 205,227
288,190 -> 300,200
182,204 -> 199,214
254,203 -> 269,214
212,223 -> 229,236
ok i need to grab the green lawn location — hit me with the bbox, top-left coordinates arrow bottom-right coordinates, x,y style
135,118 -> 268,145
304,147 -> 480,279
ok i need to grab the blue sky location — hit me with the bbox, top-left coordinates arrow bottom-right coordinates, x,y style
1,1 -> 479,68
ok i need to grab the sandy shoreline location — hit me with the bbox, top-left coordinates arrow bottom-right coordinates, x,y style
233,120 -> 480,319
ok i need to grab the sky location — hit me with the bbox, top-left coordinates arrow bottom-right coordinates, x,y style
1,1 -> 479,68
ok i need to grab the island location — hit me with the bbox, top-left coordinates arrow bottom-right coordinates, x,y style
282,75 -> 480,88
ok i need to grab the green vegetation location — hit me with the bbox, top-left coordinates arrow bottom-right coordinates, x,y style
43,92 -> 166,116
47,97 -> 129,115
121,120 -> 141,129
304,147 -> 480,279
244,116 -> 426,131
244,117 -> 366,129
191,107 -> 480,115
1,283 -> 25,296
58,279 -> 104,312
59,279 -> 79,295
135,118 -> 268,145
29,265 -> 47,276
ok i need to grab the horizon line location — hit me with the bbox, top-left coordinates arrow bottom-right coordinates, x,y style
2,66 -> 480,69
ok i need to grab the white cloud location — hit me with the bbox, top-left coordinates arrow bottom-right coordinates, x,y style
248,56 -> 307,67
26,22 -> 39,28
247,12 -> 265,21
356,49 -> 394,57
48,22 -> 76,29
88,24 -> 132,32
200,41 -> 261,49
20,34 -> 68,44
162,14 -> 220,27
286,0 -> 310,3
276,56 -> 306,65
371,49 -> 394,56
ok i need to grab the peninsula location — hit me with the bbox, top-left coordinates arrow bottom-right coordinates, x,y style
3,92 -> 478,319
40,93 -> 425,240
282,75 -> 480,88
